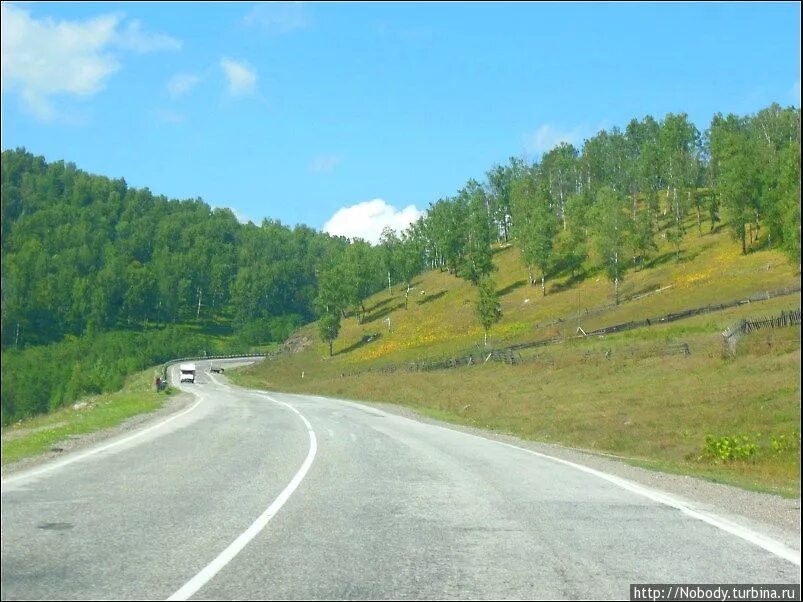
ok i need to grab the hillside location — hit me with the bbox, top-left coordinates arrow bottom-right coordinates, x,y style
234,223 -> 802,496
3,103 -> 799,435
0,149 -> 354,424
244,218 -> 799,366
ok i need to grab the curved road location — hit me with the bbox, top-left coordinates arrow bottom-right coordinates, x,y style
2,359 -> 800,600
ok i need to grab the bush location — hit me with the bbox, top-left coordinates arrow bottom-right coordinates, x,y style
700,434 -> 758,462
1,325 -> 241,425
771,431 -> 801,454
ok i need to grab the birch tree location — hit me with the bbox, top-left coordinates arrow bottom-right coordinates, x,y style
592,187 -> 633,305
475,275 -> 501,347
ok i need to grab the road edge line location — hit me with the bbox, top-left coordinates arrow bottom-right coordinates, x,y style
323,394 -> 801,567
1,397 -> 203,487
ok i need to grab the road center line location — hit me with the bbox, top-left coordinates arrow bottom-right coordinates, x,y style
167,393 -> 317,601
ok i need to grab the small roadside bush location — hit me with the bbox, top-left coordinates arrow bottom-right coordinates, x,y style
771,431 -> 801,454
700,434 -> 758,462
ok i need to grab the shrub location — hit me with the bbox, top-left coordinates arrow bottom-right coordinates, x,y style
701,434 -> 758,462
771,431 -> 801,454
1,325 -> 242,425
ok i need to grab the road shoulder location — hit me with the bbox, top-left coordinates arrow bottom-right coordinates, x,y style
1,390 -> 196,479
355,398 -> 802,542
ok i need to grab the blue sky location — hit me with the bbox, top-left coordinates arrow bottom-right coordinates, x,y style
2,2 -> 800,243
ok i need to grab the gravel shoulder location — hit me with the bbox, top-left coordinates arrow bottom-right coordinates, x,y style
3,382 -> 799,548
355,398 -> 802,543
1,390 -> 196,479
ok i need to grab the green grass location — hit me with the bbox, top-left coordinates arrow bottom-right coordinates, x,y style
231,221 -> 802,497
1,368 -> 174,465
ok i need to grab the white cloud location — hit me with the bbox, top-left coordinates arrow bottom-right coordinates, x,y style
524,123 -> 586,156
167,73 -> 201,99
1,3 -> 178,121
243,3 -> 308,35
310,154 -> 342,173
115,19 -> 181,53
220,58 -> 257,96
323,199 -> 424,244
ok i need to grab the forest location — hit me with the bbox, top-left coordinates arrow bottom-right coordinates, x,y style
1,102 -> 800,424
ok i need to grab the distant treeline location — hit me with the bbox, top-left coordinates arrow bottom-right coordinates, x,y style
1,150 -> 362,348
408,103 -> 801,294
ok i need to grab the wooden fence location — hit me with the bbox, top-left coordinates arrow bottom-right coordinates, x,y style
582,285 -> 800,338
722,308 -> 802,355
404,348 -> 520,373
369,286 -> 800,375
742,308 -> 802,333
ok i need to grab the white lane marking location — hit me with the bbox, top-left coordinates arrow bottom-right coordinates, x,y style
493,439 -> 803,567
1,398 -> 202,487
167,394 -> 317,601
317,395 -> 801,567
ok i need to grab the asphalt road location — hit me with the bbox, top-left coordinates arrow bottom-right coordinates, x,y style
2,359 -> 800,600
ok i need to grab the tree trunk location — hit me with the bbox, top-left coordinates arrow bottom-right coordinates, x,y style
754,211 -> 760,243
484,329 -> 488,347
328,341 -> 333,357
404,284 -> 410,310
528,265 -> 535,286
541,274 -> 546,296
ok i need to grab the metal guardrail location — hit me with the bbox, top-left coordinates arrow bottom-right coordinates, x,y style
160,353 -> 266,381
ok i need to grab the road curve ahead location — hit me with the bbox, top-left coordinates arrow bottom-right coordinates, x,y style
2,359 -> 800,600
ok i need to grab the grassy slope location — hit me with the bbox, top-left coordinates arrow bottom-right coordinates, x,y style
234,222 -> 802,496
1,368 -> 174,465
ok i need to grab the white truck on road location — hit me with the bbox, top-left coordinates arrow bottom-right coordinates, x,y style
179,363 -> 196,383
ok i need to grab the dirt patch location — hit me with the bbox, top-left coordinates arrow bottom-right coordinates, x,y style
281,334 -> 312,354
